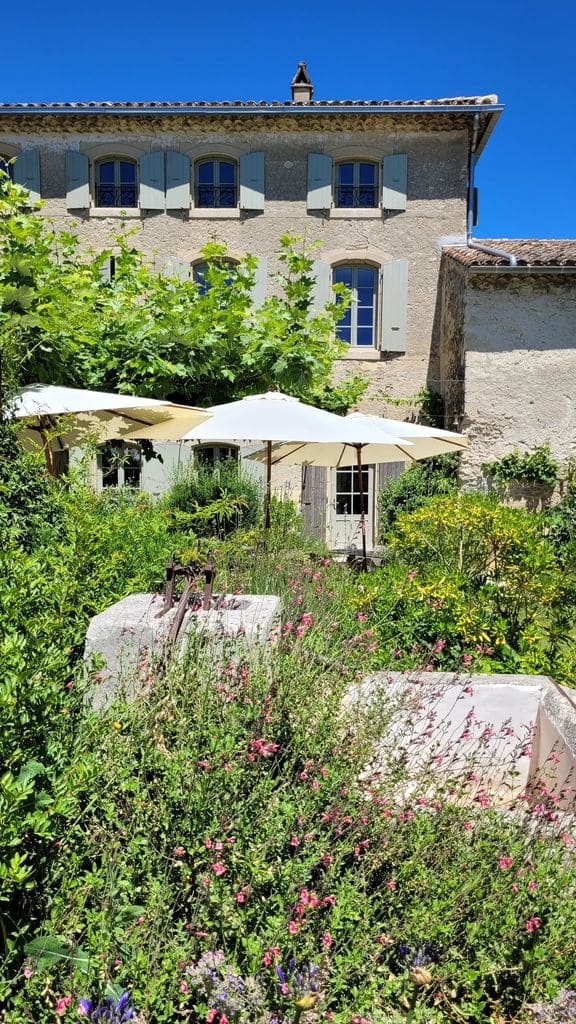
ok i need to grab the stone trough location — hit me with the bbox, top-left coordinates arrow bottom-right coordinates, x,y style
84,592 -> 281,710
344,671 -> 576,810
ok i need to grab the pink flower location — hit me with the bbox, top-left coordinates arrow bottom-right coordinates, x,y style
262,946 -> 281,966
461,653 -> 473,666
288,920 -> 299,935
211,862 -> 226,876
525,916 -> 541,933
386,879 -> 397,891
462,821 -> 473,831
355,612 -> 367,621
322,932 -> 333,949
173,846 -> 185,857
498,857 -> 513,870
511,883 -> 519,893
290,835 -> 299,848
322,894 -> 336,907
55,996 -> 72,1016
407,569 -> 418,581
180,981 -> 189,994
204,838 -> 213,849
528,879 -> 537,891
206,1011 -> 218,1023
197,760 -> 212,770
236,886 -> 249,903
214,840 -> 223,851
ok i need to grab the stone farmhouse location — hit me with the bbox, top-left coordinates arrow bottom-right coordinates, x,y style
1,64 -> 575,549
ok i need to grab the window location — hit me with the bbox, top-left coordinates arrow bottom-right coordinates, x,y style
335,162 -> 378,208
333,265 -> 378,347
195,159 -> 237,208
95,158 -> 137,208
0,155 -> 14,180
195,445 -> 239,468
335,466 -> 369,515
98,441 -> 141,488
193,259 -> 236,294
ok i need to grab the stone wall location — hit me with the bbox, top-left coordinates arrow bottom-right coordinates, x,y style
1,122 -> 469,410
453,270 -> 576,488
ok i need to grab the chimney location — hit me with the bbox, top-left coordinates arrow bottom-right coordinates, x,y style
291,62 -> 313,104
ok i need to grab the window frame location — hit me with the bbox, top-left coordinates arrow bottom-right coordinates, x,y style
97,441 -> 142,489
334,160 -> 379,209
194,444 -> 240,468
194,157 -> 239,210
332,262 -> 379,350
94,156 -> 139,210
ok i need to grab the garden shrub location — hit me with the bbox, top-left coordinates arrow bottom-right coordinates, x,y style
5,611 -> 576,1024
366,494 -> 576,680
378,455 -> 457,539
166,459 -> 263,537
0,423 -> 63,549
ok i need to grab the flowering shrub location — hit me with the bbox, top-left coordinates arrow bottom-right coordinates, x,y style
2,476 -> 576,1023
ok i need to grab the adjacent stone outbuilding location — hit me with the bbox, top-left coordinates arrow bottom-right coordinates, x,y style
439,241 -> 576,489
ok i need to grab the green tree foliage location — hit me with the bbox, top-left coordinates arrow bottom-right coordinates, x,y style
0,173 -> 364,411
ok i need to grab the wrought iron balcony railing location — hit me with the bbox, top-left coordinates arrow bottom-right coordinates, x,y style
195,185 -> 237,208
334,185 -> 378,209
95,184 -> 138,208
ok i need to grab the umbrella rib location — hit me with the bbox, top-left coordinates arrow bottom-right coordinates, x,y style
268,442 -> 308,465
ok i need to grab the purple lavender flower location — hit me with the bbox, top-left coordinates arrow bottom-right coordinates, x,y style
76,990 -> 135,1022
276,961 -> 320,1009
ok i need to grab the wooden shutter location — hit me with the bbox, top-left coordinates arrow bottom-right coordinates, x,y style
14,149 -> 41,203
99,256 -> 113,283
311,260 -> 331,310
301,465 -> 327,540
162,256 -> 190,281
307,153 -> 332,211
239,152 -> 265,210
377,461 -> 405,490
380,260 -> 409,353
139,151 -> 165,209
65,151 -> 90,209
382,154 -> 408,210
165,150 -> 190,209
251,257 -> 268,307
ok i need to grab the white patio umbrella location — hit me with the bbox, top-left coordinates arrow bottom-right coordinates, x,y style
126,391 -> 410,565
6,384 -> 211,474
250,412 -> 466,569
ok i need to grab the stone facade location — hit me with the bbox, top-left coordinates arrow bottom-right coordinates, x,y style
4,83 -> 524,544
440,257 -> 576,490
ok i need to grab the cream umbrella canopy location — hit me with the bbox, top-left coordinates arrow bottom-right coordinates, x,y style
250,413 -> 466,568
7,384 -> 211,474
125,391 -> 411,560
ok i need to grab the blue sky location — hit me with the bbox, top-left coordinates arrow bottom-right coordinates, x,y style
5,0 -> 575,238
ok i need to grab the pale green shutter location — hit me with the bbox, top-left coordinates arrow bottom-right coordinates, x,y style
99,255 -> 113,283
251,257 -> 268,307
380,260 -> 409,352
382,154 -> 408,210
239,152 -> 265,210
162,256 -> 190,281
307,153 -> 332,211
311,260 -> 332,310
139,151 -> 165,209
65,151 -> 90,209
166,150 -> 190,209
14,149 -> 41,202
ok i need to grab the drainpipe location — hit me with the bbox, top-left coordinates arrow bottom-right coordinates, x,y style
467,113 -> 517,266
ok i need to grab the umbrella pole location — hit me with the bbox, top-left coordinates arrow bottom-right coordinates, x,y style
264,439 -> 272,531
355,443 -> 368,572
39,417 -> 55,476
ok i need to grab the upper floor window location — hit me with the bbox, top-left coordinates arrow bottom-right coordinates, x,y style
195,159 -> 237,208
0,155 -> 14,180
333,265 -> 378,347
95,158 -> 137,208
335,162 -> 378,208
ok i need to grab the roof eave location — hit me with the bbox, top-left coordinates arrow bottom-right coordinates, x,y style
467,264 -> 576,274
0,102 -> 504,117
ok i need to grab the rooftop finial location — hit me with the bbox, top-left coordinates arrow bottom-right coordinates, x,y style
291,62 -> 313,104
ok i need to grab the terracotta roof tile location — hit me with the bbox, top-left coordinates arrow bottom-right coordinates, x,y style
443,240 -> 576,268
